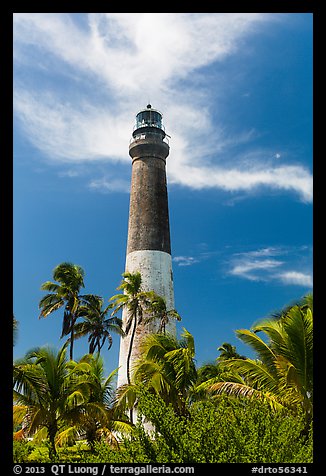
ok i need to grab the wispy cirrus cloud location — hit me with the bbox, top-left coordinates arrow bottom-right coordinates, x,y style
173,245 -> 312,289
13,13 -> 312,202
228,246 -> 312,287
230,258 -> 284,281
277,271 -> 313,287
173,256 -> 200,267
88,175 -> 130,193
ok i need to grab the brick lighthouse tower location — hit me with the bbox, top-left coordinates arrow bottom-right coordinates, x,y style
117,104 -> 175,388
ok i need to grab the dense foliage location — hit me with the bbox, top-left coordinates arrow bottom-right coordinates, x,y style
13,346 -> 130,459
13,263 -> 313,463
14,390 -> 312,463
205,294 -> 313,417
114,390 -> 312,463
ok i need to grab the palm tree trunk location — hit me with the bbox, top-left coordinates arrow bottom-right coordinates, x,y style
47,423 -> 58,460
70,326 -> 74,360
126,315 -> 137,385
126,314 -> 137,424
69,314 -> 77,360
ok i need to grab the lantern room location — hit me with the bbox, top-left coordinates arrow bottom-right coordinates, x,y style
132,104 -> 166,139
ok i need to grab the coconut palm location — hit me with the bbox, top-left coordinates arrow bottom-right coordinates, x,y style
117,328 -> 197,417
72,295 -> 124,355
217,342 -> 246,361
74,353 -> 132,449
144,292 -> 181,334
13,343 -> 92,458
39,262 -> 85,360
195,344 -> 245,395
203,294 -> 313,418
109,272 -> 152,387
110,272 -> 155,424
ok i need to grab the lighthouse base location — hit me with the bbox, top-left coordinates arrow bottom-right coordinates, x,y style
117,250 -> 175,389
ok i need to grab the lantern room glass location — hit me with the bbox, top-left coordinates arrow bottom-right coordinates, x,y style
136,109 -> 162,130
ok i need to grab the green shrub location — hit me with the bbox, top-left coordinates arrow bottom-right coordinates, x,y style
126,390 -> 313,463
13,440 -> 35,463
14,440 -> 91,463
77,390 -> 313,463
28,446 -> 51,463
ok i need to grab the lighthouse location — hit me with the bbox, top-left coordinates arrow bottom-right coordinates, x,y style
117,105 -> 175,388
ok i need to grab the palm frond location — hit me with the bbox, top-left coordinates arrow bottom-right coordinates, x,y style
13,362 -> 46,405
139,332 -> 178,362
281,306 -> 313,389
110,419 -> 133,434
52,262 -> 85,288
134,360 -> 171,395
223,358 -> 280,394
209,381 -> 286,411
55,426 -> 79,447
115,383 -> 138,411
61,310 -> 72,337
30,426 -> 48,444
102,368 -> 119,399
168,309 -> 182,321
180,328 -> 195,356
117,272 -> 142,295
235,329 -> 277,370
13,405 -> 28,426
38,295 -> 64,318
40,281 -> 61,293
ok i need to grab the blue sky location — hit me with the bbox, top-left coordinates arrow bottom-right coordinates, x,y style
13,13 -> 313,373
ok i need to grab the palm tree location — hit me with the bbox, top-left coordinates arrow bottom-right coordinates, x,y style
195,344 -> 245,396
13,343 -> 92,458
117,328 -> 197,417
110,272 -> 152,388
72,295 -> 124,355
110,272 -> 154,425
39,262 -> 85,360
203,294 -> 313,419
217,342 -> 246,361
74,353 -> 132,449
144,292 -> 181,334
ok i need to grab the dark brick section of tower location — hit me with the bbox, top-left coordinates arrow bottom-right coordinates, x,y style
127,135 -> 171,255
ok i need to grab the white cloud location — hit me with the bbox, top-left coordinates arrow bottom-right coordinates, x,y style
228,246 -> 313,287
277,271 -> 313,287
13,13 -> 266,96
168,162 -> 312,203
230,258 -> 283,281
88,176 -> 130,193
14,90 -> 132,162
241,247 -> 284,257
13,13 -> 312,202
173,256 -> 199,267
